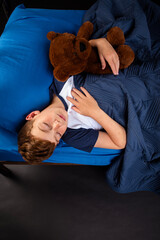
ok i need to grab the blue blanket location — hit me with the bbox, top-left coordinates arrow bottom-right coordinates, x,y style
80,0 -> 160,193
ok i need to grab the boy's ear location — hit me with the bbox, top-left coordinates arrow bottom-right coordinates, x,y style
26,111 -> 40,121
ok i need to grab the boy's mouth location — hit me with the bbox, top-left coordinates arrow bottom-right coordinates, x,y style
58,114 -> 66,121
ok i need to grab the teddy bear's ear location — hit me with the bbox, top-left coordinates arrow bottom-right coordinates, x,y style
77,21 -> 93,40
47,31 -> 60,41
75,38 -> 91,60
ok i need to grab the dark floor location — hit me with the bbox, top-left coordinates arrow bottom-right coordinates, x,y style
0,165 -> 160,240
0,1 -> 160,240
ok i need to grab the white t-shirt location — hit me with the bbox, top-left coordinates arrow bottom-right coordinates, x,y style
59,76 -> 102,130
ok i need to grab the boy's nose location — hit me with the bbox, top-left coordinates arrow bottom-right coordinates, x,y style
53,121 -> 61,130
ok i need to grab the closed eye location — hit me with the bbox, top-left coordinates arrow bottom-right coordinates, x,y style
38,122 -> 52,132
43,122 -> 52,130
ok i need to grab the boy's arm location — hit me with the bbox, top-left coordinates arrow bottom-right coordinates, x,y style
89,38 -> 119,75
92,109 -> 126,149
67,87 -> 126,150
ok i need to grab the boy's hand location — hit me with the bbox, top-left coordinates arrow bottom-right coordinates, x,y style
89,38 -> 119,75
66,87 -> 100,118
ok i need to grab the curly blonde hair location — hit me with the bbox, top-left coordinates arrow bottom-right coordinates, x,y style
18,120 -> 56,164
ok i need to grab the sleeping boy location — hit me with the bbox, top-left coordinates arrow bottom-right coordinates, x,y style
18,38 -> 126,164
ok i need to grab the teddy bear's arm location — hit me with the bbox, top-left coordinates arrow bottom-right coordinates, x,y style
77,21 -> 94,40
107,27 -> 125,46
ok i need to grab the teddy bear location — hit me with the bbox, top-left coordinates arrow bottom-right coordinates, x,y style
47,21 -> 135,82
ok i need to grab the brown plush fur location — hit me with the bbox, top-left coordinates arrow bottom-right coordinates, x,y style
47,21 -> 135,82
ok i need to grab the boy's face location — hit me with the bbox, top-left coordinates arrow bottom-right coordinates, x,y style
26,106 -> 68,145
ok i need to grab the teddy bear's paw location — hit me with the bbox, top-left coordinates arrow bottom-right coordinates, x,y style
53,67 -> 70,82
107,26 -> 125,46
117,45 -> 135,69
